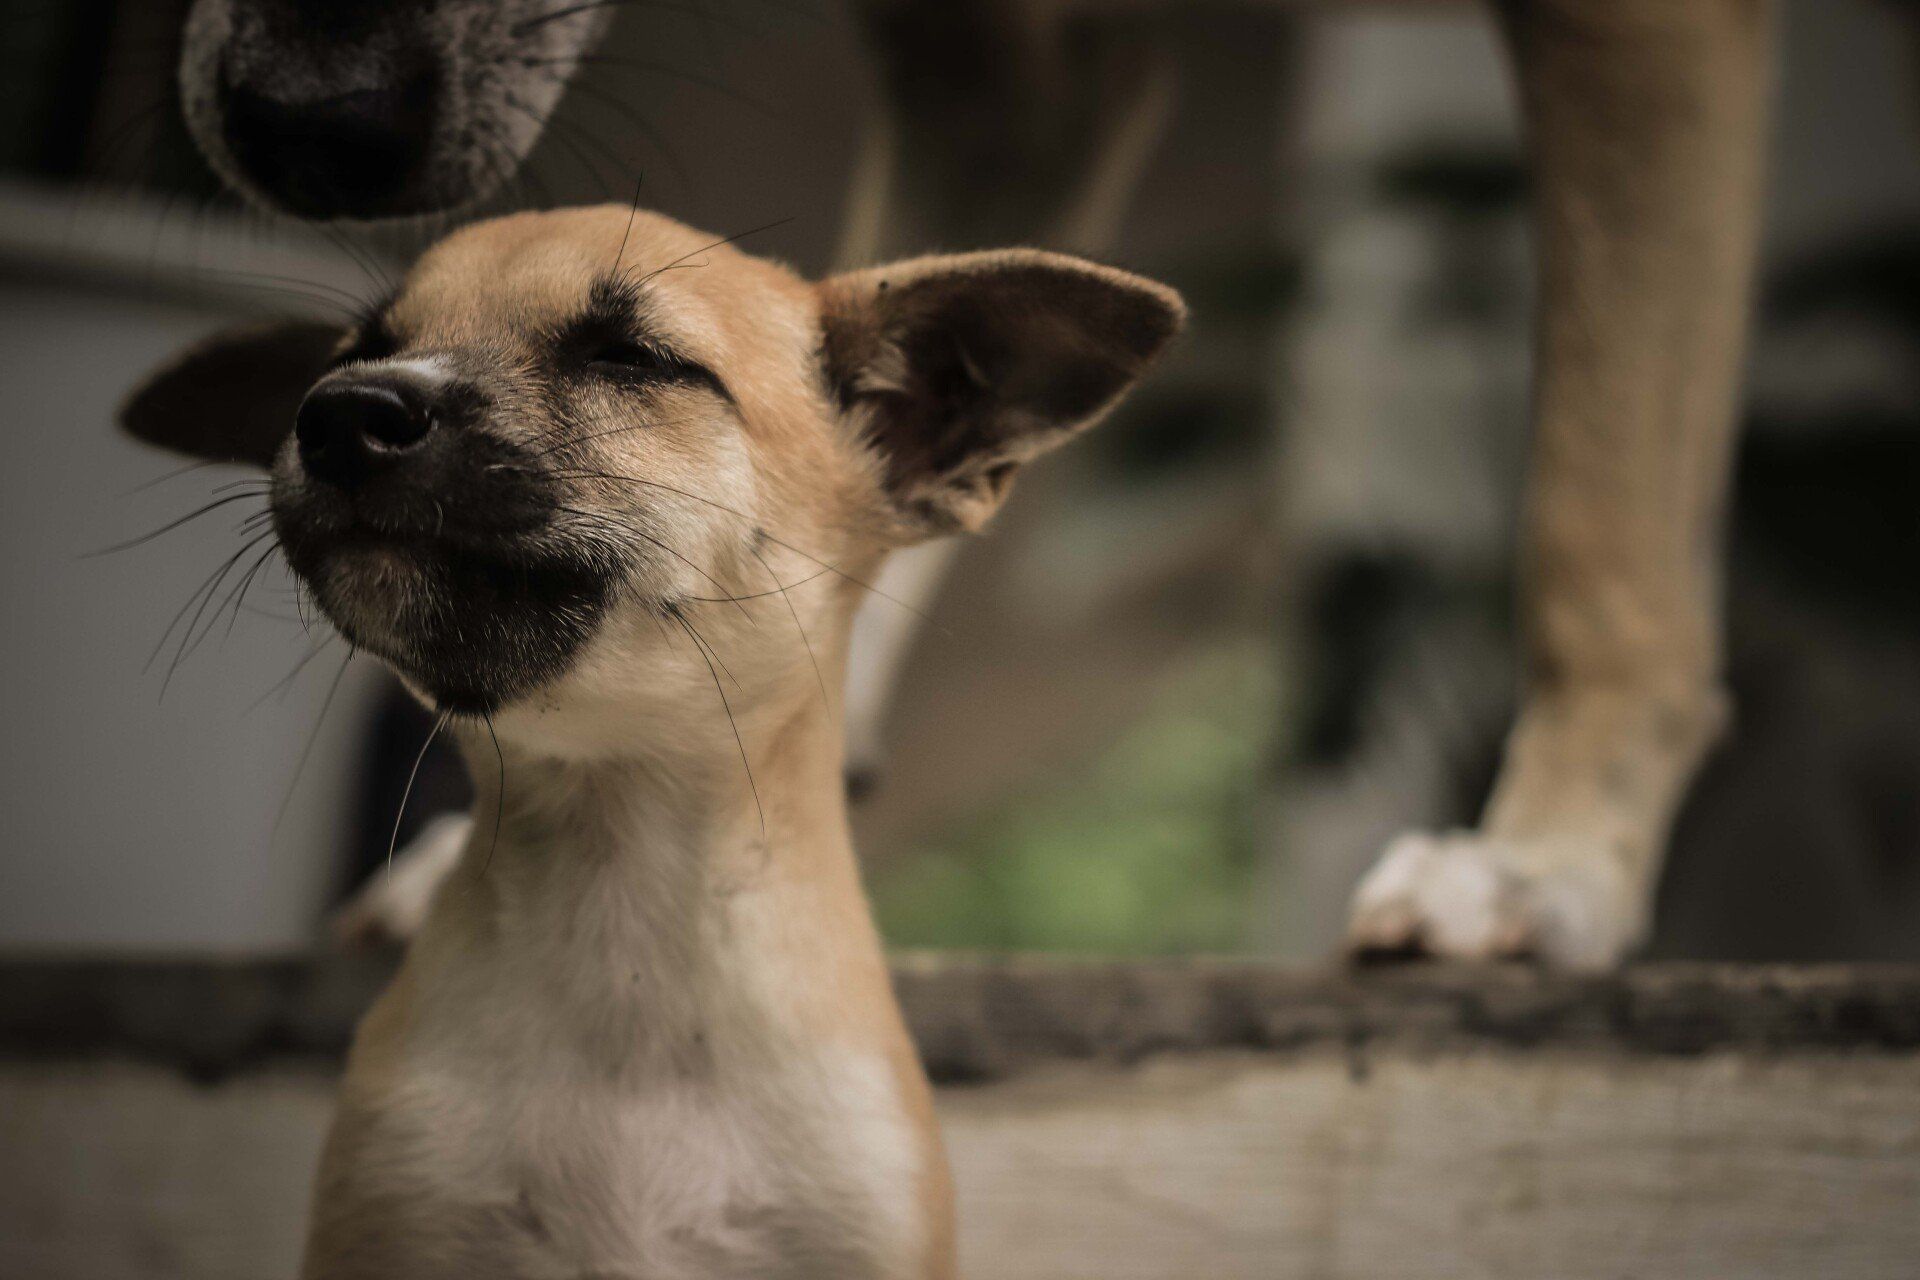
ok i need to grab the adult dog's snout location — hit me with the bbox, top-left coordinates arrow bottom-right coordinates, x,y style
296,378 -> 436,490
220,66 -> 437,217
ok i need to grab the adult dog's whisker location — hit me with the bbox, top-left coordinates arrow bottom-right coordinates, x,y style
521,55 -> 778,118
189,266 -> 374,313
503,92 -> 616,198
512,0 -> 827,39
512,0 -> 757,38
529,68 -> 695,196
313,223 -> 398,300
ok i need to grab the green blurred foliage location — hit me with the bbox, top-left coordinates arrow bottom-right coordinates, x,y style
871,643 -> 1276,954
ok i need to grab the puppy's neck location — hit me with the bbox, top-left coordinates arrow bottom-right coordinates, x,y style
460,702 -> 850,907
407,693 -> 892,1064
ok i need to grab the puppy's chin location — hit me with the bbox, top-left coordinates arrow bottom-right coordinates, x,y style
288,534 -> 617,714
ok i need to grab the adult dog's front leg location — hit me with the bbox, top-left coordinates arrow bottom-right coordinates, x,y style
1347,0 -> 1775,968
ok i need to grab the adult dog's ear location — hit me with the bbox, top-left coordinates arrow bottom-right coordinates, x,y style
818,250 -> 1184,539
119,320 -> 343,467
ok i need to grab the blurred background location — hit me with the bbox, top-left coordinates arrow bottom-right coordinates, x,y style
1,0 -> 1916,961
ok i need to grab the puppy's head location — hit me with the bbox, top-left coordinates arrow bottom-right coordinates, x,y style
179,0 -> 608,218
123,207 -> 1182,746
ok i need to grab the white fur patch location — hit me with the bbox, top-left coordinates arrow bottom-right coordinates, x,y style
1346,830 -> 1634,968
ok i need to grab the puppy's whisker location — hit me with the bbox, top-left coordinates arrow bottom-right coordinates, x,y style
118,459 -> 223,498
749,543 -> 829,710
685,566 -> 833,602
666,605 -> 765,837
390,708 -> 453,872
271,646 -> 355,843
151,529 -> 278,695
614,173 -> 646,276
478,710 -> 507,878
83,490 -> 269,557
182,537 -> 281,667
518,422 -> 656,462
552,504 -> 753,622
508,409 -> 710,466
249,633 -> 339,712
542,467 -> 948,633
621,218 -> 797,291
215,540 -> 283,646
668,602 -> 743,691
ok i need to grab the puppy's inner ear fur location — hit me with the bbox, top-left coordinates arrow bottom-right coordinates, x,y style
120,320 -> 344,468
819,250 -> 1184,538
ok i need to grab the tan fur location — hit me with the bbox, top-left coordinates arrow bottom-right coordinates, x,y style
1347,0 -> 1775,966
124,204 -> 1177,1278
834,0 -> 1780,969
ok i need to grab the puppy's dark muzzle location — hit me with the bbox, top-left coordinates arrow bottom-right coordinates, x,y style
280,369 -> 548,550
297,379 -> 436,491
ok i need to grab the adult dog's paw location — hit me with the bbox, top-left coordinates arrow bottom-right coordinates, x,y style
331,813 -> 472,948
1344,830 -> 1641,970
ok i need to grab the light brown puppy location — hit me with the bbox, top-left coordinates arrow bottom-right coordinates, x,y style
121,205 -> 1182,1279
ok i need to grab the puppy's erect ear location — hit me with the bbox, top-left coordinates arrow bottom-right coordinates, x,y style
818,250 -> 1184,538
119,320 -> 343,467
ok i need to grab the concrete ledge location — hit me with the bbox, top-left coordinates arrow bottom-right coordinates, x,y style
5,954 -> 1920,1081
7,957 -> 1920,1279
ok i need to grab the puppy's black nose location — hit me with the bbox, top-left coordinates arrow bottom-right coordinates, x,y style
296,381 -> 434,489
221,66 -> 437,217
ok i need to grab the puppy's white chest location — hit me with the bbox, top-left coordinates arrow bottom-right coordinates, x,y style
316,1037 -> 919,1280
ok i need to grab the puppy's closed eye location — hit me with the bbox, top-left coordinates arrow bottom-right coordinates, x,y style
584,337 -> 677,376
568,326 -> 732,403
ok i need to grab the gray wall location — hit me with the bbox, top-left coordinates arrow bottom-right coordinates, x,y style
0,253 -> 382,950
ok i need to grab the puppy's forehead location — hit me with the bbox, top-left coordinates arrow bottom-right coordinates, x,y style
387,207 -> 774,343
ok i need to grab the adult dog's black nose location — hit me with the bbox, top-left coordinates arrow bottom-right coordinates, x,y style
221,67 -> 437,217
296,381 -> 435,489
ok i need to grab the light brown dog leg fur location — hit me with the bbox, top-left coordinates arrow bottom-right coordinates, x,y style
1349,0 -> 1776,967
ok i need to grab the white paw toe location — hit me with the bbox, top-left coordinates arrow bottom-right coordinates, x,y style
1345,831 -> 1633,969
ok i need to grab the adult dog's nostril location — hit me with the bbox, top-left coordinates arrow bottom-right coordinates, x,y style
220,63 -> 438,217
296,383 -> 434,489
